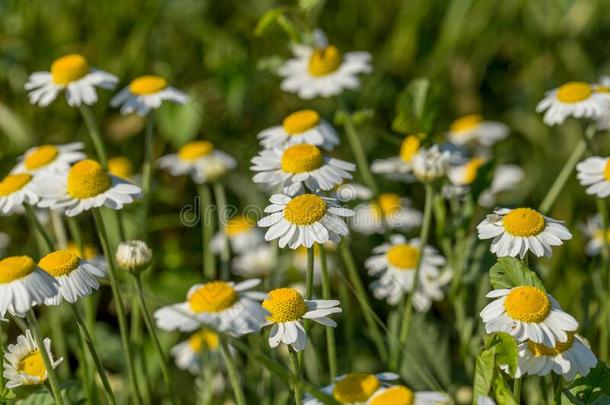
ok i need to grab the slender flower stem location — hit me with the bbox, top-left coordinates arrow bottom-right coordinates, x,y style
306,246 -> 315,300
340,110 -> 378,193
0,322 -> 5,390
288,348 -> 303,405
25,310 -> 65,405
79,105 -> 108,168
599,198 -> 610,361
513,377 -> 522,402
50,210 -> 68,249
24,205 -> 55,253
221,339 -> 246,405
141,117 -> 155,238
133,274 -> 178,405
552,374 -> 563,405
213,182 -> 230,280
198,184 -> 216,279
318,245 -> 337,381
92,209 -> 142,405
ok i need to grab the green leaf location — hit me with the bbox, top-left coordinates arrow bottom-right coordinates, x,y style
492,332 -> 519,376
493,374 -> 519,405
391,77 -> 438,135
489,257 -> 546,291
568,362 -> 610,404
254,8 -> 285,37
473,347 -> 496,402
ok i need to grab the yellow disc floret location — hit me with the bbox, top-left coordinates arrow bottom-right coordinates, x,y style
369,385 -> 415,405
281,144 -> 324,173
399,135 -> 420,163
332,373 -> 380,403
282,110 -> 321,134
128,75 -> 168,95
19,350 -> 47,381
502,208 -> 545,237
0,173 -> 32,196
604,160 -> 610,181
189,281 -> 238,313
387,244 -> 420,270
188,330 -> 220,352
450,114 -> 483,133
24,145 -> 59,170
0,256 -> 37,284
308,45 -> 342,76
225,216 -> 255,237
463,157 -> 486,185
178,141 -> 214,161
51,54 -> 89,85
372,193 -> 401,219
284,194 -> 327,225
262,288 -> 307,323
504,286 -> 551,323
528,332 -> 575,357
67,242 -> 97,260
556,82 -> 592,103
38,250 -> 80,277
108,156 -> 133,179
67,160 -> 111,199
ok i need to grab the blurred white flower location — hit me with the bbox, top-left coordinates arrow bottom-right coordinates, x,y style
158,141 -> 236,184
536,81 -> 610,126
111,75 -> 187,116
411,145 -> 450,182
115,240 -> 153,274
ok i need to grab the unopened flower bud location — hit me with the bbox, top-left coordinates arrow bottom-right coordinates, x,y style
115,240 -> 152,274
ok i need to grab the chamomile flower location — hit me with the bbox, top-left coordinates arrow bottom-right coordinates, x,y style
108,156 -> 135,180
581,214 -> 609,256
303,372 -> 399,405
536,81 -> 610,126
366,385 -> 450,405
232,245 -> 277,278
251,144 -> 355,195
480,286 -> 578,346
477,208 -> 572,258
371,135 -> 420,182
0,172 -> 39,215
211,215 -> 264,255
263,287 -> 341,351
447,157 -> 487,187
154,279 -> 266,335
170,330 -> 220,375
38,249 -> 106,305
25,54 -> 118,107
351,193 -> 422,235
257,110 -> 339,150
110,75 -> 187,116
12,143 -> 86,176
334,182 -> 374,202
446,115 -> 509,147
366,235 -> 451,311
157,140 -> 236,184
3,330 -> 63,389
478,165 -> 525,208
0,256 -> 58,318
576,156 -> 610,198
411,145 -> 451,182
257,193 -> 353,249
35,159 -> 142,217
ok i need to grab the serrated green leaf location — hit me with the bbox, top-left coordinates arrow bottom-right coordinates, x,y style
489,257 -> 545,291
493,373 -> 519,405
568,362 -> 610,404
473,347 -> 496,403
391,77 -> 438,135
493,332 -> 519,376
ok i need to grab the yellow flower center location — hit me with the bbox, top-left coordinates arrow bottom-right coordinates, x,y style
178,141 -> 214,161
51,54 -> 89,85
0,173 -> 32,196
280,144 -> 324,174
504,286 -> 550,323
19,350 -> 47,381
463,157 -> 486,185
370,385 -> 415,405
596,85 -> 610,93
502,208 -> 545,237
450,114 -> 483,133
67,160 -> 111,199
372,193 -> 401,219
262,288 -> 307,323
556,81 -> 592,103
38,250 -> 81,277
332,373 -> 380,403
225,216 -> 255,237
189,281 -> 238,313
399,135 -> 420,163
0,256 -> 36,284
24,145 -> 59,170
128,75 -> 168,95
108,156 -> 133,179
282,110 -> 321,135
308,45 -> 342,76
188,330 -> 220,352
528,332 -> 575,357
387,244 -> 420,270
604,160 -> 610,181
67,242 -> 97,260
284,194 -> 327,225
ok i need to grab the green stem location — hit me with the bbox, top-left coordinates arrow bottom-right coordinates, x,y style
306,246 -> 315,300
513,377 -> 522,402
141,117 -> 154,238
553,374 -> 563,405
79,105 -> 108,168
221,339 -> 246,405
24,204 -> 54,253
340,110 -> 378,193
318,245 -> 337,381
213,182 -> 230,280
50,210 -> 68,249
0,322 -> 5,390
198,184 -> 216,279
288,348 -> 303,405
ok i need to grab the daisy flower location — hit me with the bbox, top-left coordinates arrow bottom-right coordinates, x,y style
447,157 -> 486,187
477,207 -> 572,258
536,81 -> 610,126
351,193 -> 422,235
251,144 -> 355,195
257,110 -> 339,150
12,143 -> 86,176
365,235 -> 451,311
38,249 -> 106,305
25,54 -> 118,107
0,256 -> 58,318
371,135 -> 420,182
478,165 -> 525,208
262,287 -> 341,351
232,245 -> 277,278
110,75 -> 187,116
35,159 -> 142,217
157,140 -> 236,184
303,372 -> 399,405
108,156 -> 135,180
411,145 -> 451,182
480,286 -> 578,346
257,193 -> 353,249
576,156 -> 610,198
170,329 -> 220,375
581,214 -> 609,256
366,385 -> 450,405
0,172 -> 39,215
154,279 -> 266,335
334,182 -> 374,202
67,241 -> 106,271
115,240 -> 153,274
211,215 -> 264,255
446,114 -> 509,147
3,330 -> 63,389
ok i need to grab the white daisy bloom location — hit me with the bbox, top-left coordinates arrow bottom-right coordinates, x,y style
366,385 -> 451,405
581,214 -> 609,256
480,286 -> 578,347
292,243 -> 336,285
12,143 -> 86,176
110,75 -> 187,116
38,249 -> 106,305
35,159 -> 142,217
211,215 -> 265,255
478,165 -> 525,208
536,81 -> 610,126
0,256 -> 58,319
0,172 -> 39,215
334,182 -> 374,202
303,372 -> 399,405
3,330 -> 63,389
371,135 -> 420,182
576,156 -> 610,198
170,329 -> 220,375
25,54 -> 118,107
447,157 -> 487,187
154,279 -> 266,336
67,241 -> 107,272
366,235 -> 451,312
477,207 -> 572,258
257,193 -> 354,249
351,193 -> 422,235
257,110 -> 339,150
251,144 -> 355,195
157,140 -> 236,184
263,287 -> 341,352
447,114 -> 509,147
232,245 -> 277,278
411,145 -> 451,182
